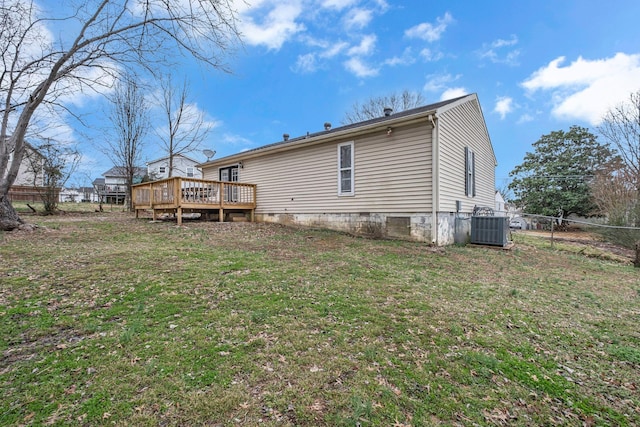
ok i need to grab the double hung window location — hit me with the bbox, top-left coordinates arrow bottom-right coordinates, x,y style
338,142 -> 354,196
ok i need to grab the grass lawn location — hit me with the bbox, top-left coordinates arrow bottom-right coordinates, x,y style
1,211 -> 639,426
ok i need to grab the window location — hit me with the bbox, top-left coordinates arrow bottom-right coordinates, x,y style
465,146 -> 476,197
338,142 -> 354,196
159,166 -> 166,174
186,167 -> 194,177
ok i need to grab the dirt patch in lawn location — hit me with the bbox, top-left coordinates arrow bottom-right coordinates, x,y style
515,229 -> 635,263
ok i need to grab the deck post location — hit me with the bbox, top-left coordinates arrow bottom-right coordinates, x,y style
219,208 -> 224,222
177,207 -> 182,226
174,178 -> 181,207
250,209 -> 255,222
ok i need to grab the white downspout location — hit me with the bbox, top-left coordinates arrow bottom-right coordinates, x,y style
429,114 -> 439,245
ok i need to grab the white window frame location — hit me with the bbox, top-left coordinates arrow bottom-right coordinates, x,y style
465,146 -> 476,197
186,167 -> 194,177
337,141 -> 354,196
159,166 -> 166,174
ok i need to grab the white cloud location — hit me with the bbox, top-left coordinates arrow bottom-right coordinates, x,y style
384,48 -> 416,67
517,113 -> 534,124
440,87 -> 467,100
239,1 -> 305,50
347,34 -> 377,56
320,0 -> 359,11
478,35 -> 520,66
344,57 -> 379,78
493,96 -> 513,119
405,12 -> 453,42
423,73 -> 461,92
420,48 -> 444,62
292,53 -> 318,73
521,53 -> 640,124
344,8 -> 373,29
222,133 -> 254,148
320,41 -> 349,58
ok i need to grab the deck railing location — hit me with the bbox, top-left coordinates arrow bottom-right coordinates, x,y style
132,177 -> 256,223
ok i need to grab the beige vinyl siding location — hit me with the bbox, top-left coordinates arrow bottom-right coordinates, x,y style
437,99 -> 495,213
232,121 -> 433,214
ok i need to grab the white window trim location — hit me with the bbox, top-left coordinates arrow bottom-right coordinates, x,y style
337,141 -> 354,196
465,146 -> 476,198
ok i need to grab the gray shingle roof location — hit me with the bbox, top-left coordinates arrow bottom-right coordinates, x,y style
102,166 -> 146,178
211,95 -> 469,162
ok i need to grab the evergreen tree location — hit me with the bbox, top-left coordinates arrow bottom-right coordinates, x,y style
509,126 -> 618,218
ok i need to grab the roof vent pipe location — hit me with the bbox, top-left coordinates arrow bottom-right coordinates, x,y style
384,107 -> 393,117
324,122 -> 331,131
283,133 -> 289,141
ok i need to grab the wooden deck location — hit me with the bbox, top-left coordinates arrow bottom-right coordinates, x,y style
132,177 -> 257,225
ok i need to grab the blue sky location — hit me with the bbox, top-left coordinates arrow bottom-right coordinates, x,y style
42,0 -> 640,188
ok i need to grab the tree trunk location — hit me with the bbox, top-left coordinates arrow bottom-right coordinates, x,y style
0,196 -> 24,231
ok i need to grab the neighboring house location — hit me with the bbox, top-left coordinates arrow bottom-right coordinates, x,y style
6,140 -> 48,202
58,186 -> 98,203
59,187 -> 81,203
199,93 -> 496,245
10,141 -> 45,187
495,191 -> 507,217
79,186 -> 100,202
98,166 -> 146,204
147,154 -> 202,180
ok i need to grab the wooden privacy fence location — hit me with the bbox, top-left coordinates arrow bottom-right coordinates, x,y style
8,186 -> 60,202
132,177 -> 256,225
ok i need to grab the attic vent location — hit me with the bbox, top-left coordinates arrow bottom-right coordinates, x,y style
383,107 -> 393,117
324,122 -> 331,130
283,133 -> 289,141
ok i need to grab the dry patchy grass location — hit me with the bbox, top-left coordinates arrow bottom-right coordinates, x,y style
1,212 -> 639,426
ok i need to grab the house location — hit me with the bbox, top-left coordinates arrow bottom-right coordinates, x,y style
495,191 -> 507,217
147,154 -> 203,180
58,186 -> 98,203
6,140 -> 48,202
198,93 -> 496,245
12,142 -> 45,187
98,166 -> 146,204
59,187 -> 81,203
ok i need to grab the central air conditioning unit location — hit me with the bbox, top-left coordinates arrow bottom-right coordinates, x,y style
471,216 -> 510,246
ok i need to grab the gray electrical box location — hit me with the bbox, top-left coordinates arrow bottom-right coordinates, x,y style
471,216 -> 510,246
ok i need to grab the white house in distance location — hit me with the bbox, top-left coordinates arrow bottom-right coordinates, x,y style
198,93 -> 497,245
147,154 -> 202,180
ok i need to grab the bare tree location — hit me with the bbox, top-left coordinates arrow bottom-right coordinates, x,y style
155,75 -> 212,177
0,0 -> 240,230
342,90 -> 425,124
104,74 -> 149,211
591,159 -> 636,226
598,90 -> 640,226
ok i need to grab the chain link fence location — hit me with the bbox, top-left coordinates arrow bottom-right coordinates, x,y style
510,213 -> 640,267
